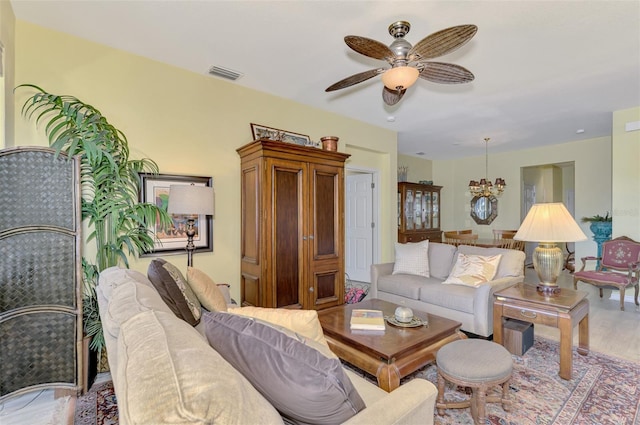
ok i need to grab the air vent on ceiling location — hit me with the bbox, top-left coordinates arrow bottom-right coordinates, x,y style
208,65 -> 243,81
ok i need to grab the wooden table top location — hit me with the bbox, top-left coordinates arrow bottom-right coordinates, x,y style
494,282 -> 588,310
317,299 -> 462,362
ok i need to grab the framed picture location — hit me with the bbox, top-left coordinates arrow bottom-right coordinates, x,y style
139,173 -> 213,256
250,123 -> 311,146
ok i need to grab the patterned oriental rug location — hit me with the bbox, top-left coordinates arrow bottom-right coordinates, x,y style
73,337 -> 639,425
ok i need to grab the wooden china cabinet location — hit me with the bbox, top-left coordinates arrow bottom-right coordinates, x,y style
237,139 -> 350,310
397,182 -> 442,243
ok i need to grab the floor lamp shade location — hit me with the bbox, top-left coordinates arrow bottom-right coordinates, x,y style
167,184 -> 215,217
514,202 -> 587,291
167,184 -> 215,267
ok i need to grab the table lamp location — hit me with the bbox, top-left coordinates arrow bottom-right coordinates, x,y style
167,184 -> 215,267
514,202 -> 587,293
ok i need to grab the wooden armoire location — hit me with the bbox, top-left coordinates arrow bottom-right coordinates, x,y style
237,139 -> 350,310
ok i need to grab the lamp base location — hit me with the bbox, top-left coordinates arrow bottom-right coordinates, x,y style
536,284 -> 561,295
533,242 -> 564,294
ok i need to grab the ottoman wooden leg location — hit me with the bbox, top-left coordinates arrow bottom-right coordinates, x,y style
436,371 -> 446,416
501,379 -> 511,411
475,387 -> 487,425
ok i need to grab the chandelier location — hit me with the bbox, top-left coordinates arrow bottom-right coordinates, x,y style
468,138 -> 506,197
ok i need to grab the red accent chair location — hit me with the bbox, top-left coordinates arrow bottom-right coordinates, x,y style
573,236 -> 640,311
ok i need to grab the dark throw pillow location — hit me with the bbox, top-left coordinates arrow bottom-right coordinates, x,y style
147,258 -> 201,326
202,311 -> 366,425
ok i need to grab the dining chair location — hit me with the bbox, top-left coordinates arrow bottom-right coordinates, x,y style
492,229 -> 518,240
443,232 -> 479,247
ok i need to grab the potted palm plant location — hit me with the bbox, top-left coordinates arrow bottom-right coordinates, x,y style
581,212 -> 612,266
17,84 -> 172,358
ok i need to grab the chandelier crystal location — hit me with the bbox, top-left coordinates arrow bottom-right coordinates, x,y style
468,138 -> 506,197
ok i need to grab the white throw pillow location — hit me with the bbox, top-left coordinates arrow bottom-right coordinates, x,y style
392,240 -> 430,277
443,253 -> 502,287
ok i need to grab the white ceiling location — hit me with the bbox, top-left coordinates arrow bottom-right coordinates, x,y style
10,0 -> 640,159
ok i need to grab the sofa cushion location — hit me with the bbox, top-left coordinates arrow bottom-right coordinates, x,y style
392,240 -> 430,277
117,310 -> 282,425
377,273 -> 429,300
186,266 -> 228,312
428,242 -> 458,280
227,306 -> 330,351
98,266 -> 151,299
443,254 -> 502,287
104,279 -> 172,340
147,258 -> 201,326
457,245 -> 525,278
203,311 -> 366,425
419,282 -> 476,314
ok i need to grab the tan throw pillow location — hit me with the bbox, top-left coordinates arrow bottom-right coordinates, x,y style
227,306 -> 330,350
443,253 -> 502,287
187,267 -> 228,312
392,240 -> 430,277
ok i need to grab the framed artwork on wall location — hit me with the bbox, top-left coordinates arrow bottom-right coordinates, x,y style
139,173 -> 213,256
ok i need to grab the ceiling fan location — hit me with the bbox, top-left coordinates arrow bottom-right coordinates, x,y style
325,21 -> 477,105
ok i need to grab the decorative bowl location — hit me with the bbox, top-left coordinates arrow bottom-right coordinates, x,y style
394,306 -> 414,323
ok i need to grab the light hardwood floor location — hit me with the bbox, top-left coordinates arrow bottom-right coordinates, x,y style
2,270 -> 638,423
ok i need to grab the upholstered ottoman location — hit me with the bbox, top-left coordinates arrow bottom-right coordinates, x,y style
436,339 -> 512,424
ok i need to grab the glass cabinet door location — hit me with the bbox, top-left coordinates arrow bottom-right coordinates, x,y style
432,191 -> 440,229
425,192 -> 432,228
405,189 -> 414,230
414,191 -> 422,228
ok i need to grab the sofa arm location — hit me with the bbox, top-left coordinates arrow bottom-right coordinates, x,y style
370,263 -> 394,299
342,379 -> 436,425
473,276 -> 521,337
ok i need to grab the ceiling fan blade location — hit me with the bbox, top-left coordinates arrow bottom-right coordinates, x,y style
409,24 -> 478,60
345,36 -> 394,61
325,68 -> 385,92
382,87 -> 406,106
418,62 -> 475,84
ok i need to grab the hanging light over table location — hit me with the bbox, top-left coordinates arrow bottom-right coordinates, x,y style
468,138 -> 506,197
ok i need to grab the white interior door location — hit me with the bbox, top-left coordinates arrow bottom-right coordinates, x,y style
522,183 -> 536,264
345,173 -> 374,282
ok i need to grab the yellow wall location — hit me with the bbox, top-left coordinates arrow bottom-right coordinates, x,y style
0,0 -> 14,148
612,106 -> 640,240
397,153 -> 433,183
13,21 -> 397,301
433,136 -> 612,263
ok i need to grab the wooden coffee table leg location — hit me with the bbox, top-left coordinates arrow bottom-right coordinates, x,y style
376,363 -> 401,392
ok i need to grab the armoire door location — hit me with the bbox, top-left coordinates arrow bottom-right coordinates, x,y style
268,158 -> 306,309
307,163 -> 344,309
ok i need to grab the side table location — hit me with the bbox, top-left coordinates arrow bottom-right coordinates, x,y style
493,283 -> 589,380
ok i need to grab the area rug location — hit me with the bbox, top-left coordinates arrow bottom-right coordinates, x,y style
347,336 -> 640,425
74,337 -> 639,425
73,381 -> 117,425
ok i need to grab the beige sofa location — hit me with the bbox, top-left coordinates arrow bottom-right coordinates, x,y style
96,266 -> 437,425
371,243 -> 525,337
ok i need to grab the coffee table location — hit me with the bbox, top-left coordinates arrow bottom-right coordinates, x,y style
317,299 -> 465,392
493,283 -> 589,380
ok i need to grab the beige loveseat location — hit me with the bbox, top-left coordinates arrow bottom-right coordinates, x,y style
371,242 -> 525,337
97,266 -> 437,424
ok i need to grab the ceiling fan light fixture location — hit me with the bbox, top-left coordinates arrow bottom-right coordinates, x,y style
381,66 -> 419,91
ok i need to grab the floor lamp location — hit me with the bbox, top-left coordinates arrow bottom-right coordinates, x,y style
514,202 -> 586,293
167,184 -> 215,267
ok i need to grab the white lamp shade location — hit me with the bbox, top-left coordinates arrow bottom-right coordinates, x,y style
381,66 -> 420,90
514,202 -> 587,242
167,184 -> 215,216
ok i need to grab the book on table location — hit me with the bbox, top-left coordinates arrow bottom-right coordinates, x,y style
350,309 -> 385,331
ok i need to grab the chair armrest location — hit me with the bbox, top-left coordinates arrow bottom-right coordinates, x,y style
370,263 -> 394,299
342,379 -> 436,425
578,256 -> 601,271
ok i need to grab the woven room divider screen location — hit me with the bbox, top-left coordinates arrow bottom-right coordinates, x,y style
0,146 -> 83,400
